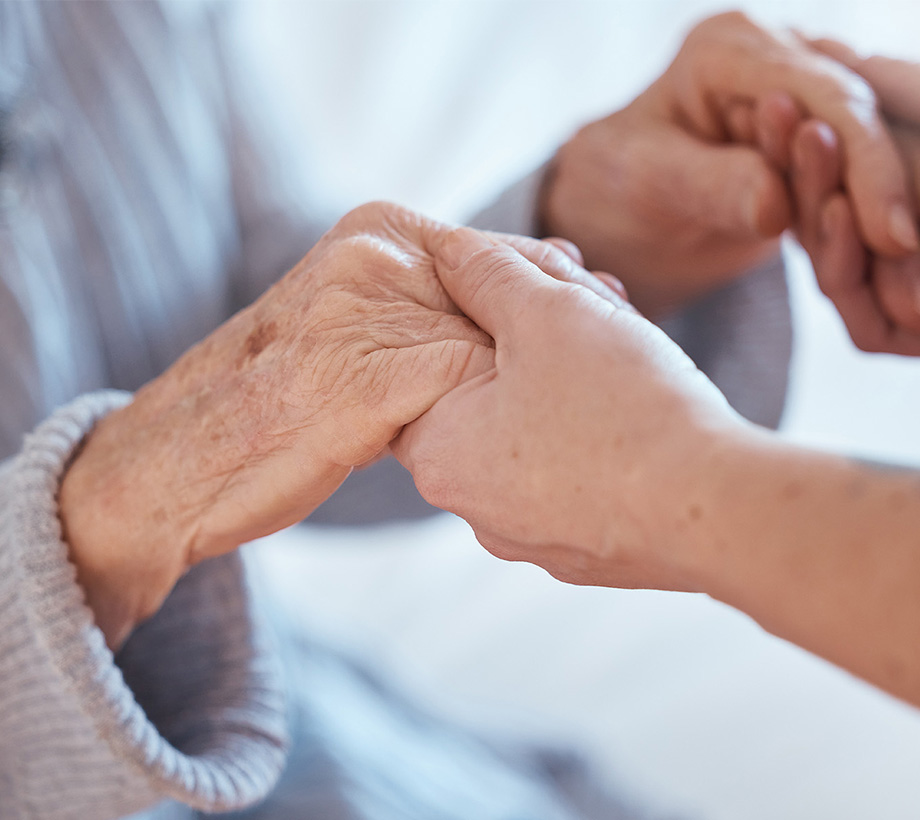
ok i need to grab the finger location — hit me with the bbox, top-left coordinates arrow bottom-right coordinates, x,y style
808,38 -> 920,124
814,196 -> 920,355
435,228 -> 593,338
593,271 -> 631,303
664,133 -> 792,237
753,91 -> 803,170
698,38 -> 919,254
874,254 -> 920,336
415,212 -> 619,306
724,101 -> 757,144
813,194 -> 893,352
812,194 -> 876,341
542,236 -> 585,266
790,119 -> 841,251
485,232 -> 626,306
373,336 -> 495,430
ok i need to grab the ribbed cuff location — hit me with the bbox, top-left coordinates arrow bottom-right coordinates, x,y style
10,391 -> 288,813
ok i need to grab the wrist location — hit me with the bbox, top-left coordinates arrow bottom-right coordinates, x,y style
58,403 -> 194,649
637,415 -> 767,594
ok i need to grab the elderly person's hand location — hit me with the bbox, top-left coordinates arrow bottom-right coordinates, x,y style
770,41 -> 920,354
57,202 -> 612,648
393,228 -> 743,592
541,11 -> 918,318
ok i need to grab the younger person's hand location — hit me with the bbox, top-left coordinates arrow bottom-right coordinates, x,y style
394,229 -> 745,592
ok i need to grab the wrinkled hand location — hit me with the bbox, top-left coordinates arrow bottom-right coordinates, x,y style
59,202 -> 609,646
393,229 -> 745,591
541,11 -> 918,318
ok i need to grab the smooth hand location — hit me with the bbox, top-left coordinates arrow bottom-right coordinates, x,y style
393,229 -> 746,592
541,11 -> 919,318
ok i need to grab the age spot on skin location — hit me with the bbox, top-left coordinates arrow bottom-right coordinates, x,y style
688,504 -> 702,521
244,320 -> 279,361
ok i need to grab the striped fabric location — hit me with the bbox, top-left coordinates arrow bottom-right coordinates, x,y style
0,2 -> 792,818
0,0 -> 326,459
0,3 -> 321,817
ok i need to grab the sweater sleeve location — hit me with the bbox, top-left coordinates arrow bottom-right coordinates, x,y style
468,165 -> 792,430
0,391 -> 288,820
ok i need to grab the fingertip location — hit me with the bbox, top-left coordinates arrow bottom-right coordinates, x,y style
806,36 -> 864,70
792,119 -> 838,171
543,236 -> 585,267
889,204 -> 920,254
755,91 -> 802,169
592,271 -> 631,303
751,169 -> 793,237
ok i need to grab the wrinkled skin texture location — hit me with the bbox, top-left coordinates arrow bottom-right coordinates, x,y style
59,202 -> 613,647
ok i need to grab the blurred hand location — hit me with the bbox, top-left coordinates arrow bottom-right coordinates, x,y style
394,228 -> 744,591
59,202 -> 609,647
741,40 -> 920,353
541,11 -> 919,318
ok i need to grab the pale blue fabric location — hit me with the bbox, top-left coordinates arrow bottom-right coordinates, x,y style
0,2 -> 791,818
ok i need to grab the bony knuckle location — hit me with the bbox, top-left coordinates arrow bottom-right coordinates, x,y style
841,75 -> 878,115
336,200 -> 409,236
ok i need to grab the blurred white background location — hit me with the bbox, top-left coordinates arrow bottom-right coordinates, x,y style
232,2 -> 920,819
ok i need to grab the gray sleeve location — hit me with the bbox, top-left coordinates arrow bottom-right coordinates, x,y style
0,391 -> 288,819
468,165 -> 792,429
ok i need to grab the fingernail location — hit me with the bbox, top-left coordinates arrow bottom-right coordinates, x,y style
889,205 -> 920,252
438,228 -> 495,271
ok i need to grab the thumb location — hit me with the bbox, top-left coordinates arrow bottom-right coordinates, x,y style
434,228 -> 564,338
666,131 -> 792,237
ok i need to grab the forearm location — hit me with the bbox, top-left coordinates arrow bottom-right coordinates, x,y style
687,427 -> 920,706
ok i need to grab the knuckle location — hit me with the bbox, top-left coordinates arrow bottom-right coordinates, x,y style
335,200 -> 411,235
848,323 -> 884,353
532,240 -> 569,275
688,10 -> 753,43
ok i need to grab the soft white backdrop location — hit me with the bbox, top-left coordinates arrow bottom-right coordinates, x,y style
233,3 -> 920,818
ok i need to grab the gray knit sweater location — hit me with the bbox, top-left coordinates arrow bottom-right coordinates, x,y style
0,2 -> 792,818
